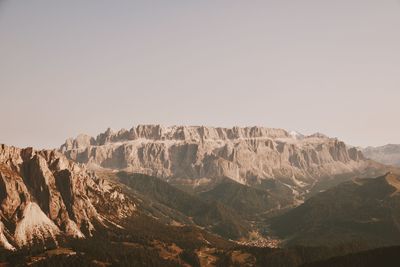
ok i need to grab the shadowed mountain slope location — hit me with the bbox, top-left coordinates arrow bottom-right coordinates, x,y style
116,172 -> 251,239
271,173 -> 400,247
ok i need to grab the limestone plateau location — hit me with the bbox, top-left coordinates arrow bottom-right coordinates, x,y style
61,125 -> 375,196
0,145 -> 135,250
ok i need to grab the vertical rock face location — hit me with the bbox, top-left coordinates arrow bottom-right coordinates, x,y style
61,125 -> 369,190
0,144 -> 135,250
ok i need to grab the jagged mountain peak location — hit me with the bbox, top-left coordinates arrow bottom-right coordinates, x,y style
0,144 -> 135,250
62,124 -> 293,150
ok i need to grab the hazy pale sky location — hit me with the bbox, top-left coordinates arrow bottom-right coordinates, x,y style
0,0 -> 399,149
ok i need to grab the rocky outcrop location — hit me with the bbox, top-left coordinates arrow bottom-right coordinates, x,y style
61,125 -> 369,191
362,144 -> 400,167
0,144 -> 135,250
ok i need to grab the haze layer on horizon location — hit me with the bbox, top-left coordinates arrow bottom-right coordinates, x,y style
1,0 -> 399,149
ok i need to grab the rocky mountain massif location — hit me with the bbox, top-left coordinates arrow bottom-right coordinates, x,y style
0,144 -> 135,250
362,144 -> 400,167
61,125 -> 380,204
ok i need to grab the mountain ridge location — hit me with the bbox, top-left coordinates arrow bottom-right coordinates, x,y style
60,125 -> 373,203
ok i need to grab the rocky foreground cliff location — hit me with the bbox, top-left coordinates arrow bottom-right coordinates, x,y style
0,144 -> 135,250
61,125 -> 376,196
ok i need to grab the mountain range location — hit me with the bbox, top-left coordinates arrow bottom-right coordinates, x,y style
61,125 -> 387,207
0,124 -> 399,266
61,126 -> 367,183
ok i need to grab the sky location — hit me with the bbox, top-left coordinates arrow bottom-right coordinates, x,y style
0,0 -> 399,149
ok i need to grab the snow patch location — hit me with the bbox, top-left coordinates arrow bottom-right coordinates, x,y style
289,131 -> 304,140
14,202 -> 60,247
99,215 -> 125,229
